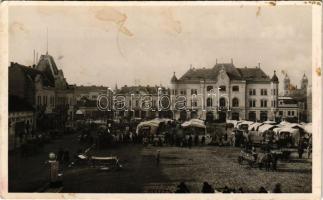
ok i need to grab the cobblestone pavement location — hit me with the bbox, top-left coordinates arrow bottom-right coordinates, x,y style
61,145 -> 312,193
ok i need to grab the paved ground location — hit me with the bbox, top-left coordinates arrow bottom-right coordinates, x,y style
9,132 -> 312,193
8,133 -> 87,192
61,145 -> 312,193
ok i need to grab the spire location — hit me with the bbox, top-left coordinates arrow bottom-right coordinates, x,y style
115,82 -> 118,92
171,71 -> 178,83
231,58 -> 233,64
271,70 -> 279,83
258,62 -> 261,68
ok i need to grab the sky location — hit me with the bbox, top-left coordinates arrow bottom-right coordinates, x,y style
9,4 -> 312,90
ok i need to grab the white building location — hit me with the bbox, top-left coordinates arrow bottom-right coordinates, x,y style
277,96 -> 299,122
170,62 -> 279,122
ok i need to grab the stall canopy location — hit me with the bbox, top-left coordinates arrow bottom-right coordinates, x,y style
182,119 -> 206,128
258,124 -> 278,133
136,118 -> 173,134
226,120 -> 240,128
303,123 -> 312,134
263,120 -> 277,125
76,110 -> 83,115
248,122 -> 264,131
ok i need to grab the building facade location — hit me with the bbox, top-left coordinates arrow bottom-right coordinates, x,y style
170,62 -> 279,122
9,53 -> 77,131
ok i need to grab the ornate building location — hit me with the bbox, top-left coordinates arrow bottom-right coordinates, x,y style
170,62 -> 279,122
9,53 -> 76,132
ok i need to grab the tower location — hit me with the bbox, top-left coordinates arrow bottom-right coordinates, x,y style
283,73 -> 290,96
271,70 -> 279,121
301,73 -> 308,90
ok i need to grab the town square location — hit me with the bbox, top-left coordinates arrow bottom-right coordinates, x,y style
5,3 -> 315,194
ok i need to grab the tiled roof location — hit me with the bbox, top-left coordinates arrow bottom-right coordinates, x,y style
237,67 -> 271,82
118,85 -> 168,95
177,63 -> 271,83
9,95 -> 34,112
10,63 -> 55,87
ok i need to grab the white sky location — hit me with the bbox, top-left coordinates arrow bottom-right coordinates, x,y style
9,5 -> 312,90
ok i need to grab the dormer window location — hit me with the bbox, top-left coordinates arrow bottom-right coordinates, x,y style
219,85 -> 226,92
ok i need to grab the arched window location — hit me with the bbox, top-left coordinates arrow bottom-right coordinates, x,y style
207,97 -> 213,107
232,98 -> 239,107
219,97 -> 226,107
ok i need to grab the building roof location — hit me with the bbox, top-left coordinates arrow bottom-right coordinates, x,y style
75,85 -> 108,93
10,62 -> 55,87
117,85 -> 168,95
271,70 -> 279,83
176,63 -> 271,83
9,95 -> 34,112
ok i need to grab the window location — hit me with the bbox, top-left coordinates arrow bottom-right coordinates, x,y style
43,96 -> 48,105
191,100 -> 198,107
180,90 -> 186,95
291,111 -> 295,116
288,111 -> 291,116
232,86 -> 239,92
249,89 -> 256,96
219,85 -> 226,92
271,100 -> 276,107
191,89 -> 198,95
207,97 -> 213,107
249,99 -> 256,107
260,100 -> 267,107
219,98 -> 226,107
232,98 -> 239,107
206,86 -> 213,92
261,89 -> 268,96
279,111 -> 283,116
37,96 -> 41,105
273,89 -> 276,95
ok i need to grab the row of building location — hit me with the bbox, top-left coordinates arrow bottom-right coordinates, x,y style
8,53 -> 311,150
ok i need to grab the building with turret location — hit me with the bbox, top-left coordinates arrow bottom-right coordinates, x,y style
280,73 -> 310,122
170,61 -> 279,122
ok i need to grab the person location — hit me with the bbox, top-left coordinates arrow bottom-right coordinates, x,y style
298,139 -> 304,159
57,147 -> 64,163
188,135 -> 193,149
201,182 -> 214,193
156,150 -> 160,166
201,136 -> 205,145
175,182 -> 190,193
273,183 -> 282,193
222,186 -> 230,193
237,187 -> 244,193
258,186 -> 268,193
307,139 -> 312,159
194,134 -> 199,146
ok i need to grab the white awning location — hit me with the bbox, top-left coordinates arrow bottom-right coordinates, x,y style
248,123 -> 263,131
182,119 -> 206,129
258,124 -> 277,133
303,123 -> 312,134
75,110 -> 83,115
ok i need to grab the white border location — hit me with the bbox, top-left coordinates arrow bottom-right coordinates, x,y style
0,1 -> 321,200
